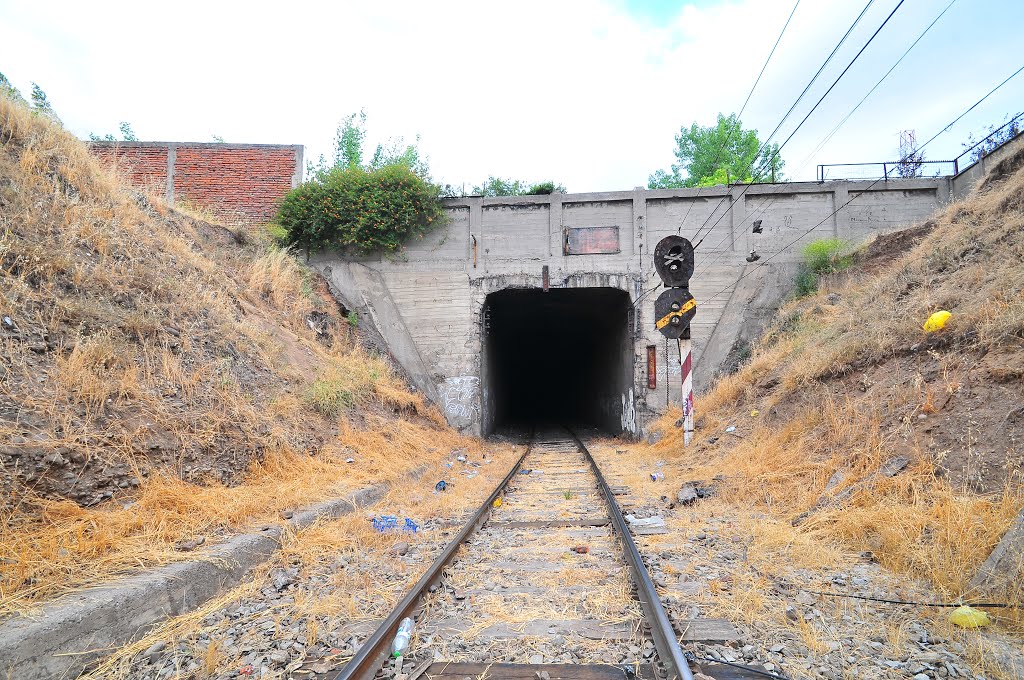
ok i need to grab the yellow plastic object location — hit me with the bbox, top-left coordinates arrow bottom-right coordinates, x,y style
923,310 -> 952,333
493,498 -> 502,508
949,605 -> 991,628
750,410 -> 760,417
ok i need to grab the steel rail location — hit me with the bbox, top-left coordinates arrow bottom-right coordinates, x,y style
570,431 -> 695,680
330,439 -> 533,680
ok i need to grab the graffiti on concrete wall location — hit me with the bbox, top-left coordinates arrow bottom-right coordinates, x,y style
621,388 -> 636,434
440,376 -> 480,425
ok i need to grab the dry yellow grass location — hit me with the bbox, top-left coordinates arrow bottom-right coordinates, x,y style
0,417 -> 506,616
629,149 -> 1024,631
0,90 -> 496,617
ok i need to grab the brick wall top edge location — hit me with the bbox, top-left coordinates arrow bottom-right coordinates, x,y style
86,141 -> 303,152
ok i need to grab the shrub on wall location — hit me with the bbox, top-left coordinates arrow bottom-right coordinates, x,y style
277,163 -> 446,255
278,110 -> 447,254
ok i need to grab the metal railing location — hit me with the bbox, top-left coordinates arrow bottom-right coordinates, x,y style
816,159 -> 955,181
817,113 -> 1023,182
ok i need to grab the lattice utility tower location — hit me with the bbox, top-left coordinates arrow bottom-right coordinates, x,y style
899,130 -> 916,161
897,129 -> 924,178
897,129 -> 929,178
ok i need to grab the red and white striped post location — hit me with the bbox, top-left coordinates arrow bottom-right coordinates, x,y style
679,338 -> 694,446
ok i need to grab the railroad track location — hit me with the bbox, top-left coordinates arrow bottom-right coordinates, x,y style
329,428 -> 763,680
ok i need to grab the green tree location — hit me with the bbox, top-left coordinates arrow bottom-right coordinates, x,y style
649,113 -> 783,189
369,134 -> 430,178
29,82 -> 61,124
333,110 -> 367,170
962,112 -> 1022,164
471,176 -> 566,196
315,110 -> 431,180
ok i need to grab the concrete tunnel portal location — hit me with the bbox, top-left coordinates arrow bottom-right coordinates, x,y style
481,287 -> 634,435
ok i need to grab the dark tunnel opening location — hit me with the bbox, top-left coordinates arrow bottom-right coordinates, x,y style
482,287 -> 634,435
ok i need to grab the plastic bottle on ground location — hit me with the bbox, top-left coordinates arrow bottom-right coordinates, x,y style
392,617 -> 414,658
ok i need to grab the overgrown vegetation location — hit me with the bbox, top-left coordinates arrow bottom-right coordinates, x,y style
963,111 -> 1023,164
471,176 -> 567,196
276,111 -> 446,254
794,237 -> 852,296
88,121 -> 138,142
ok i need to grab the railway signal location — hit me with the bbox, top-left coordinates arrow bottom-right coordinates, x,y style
653,236 -> 697,446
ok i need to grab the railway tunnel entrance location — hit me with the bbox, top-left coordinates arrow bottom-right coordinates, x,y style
482,287 -> 634,435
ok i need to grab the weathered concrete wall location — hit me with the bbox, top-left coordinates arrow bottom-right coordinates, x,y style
89,141 -> 303,222
311,177 -> 951,437
951,130 -> 1024,200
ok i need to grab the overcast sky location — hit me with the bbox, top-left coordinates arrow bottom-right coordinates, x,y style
2,0 -> 1021,190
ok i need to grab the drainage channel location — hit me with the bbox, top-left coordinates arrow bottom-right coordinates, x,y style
328,428 -> 758,680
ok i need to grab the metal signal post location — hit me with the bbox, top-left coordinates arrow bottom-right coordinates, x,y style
652,236 -> 697,446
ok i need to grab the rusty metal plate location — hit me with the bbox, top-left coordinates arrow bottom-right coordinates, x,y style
563,226 -> 620,255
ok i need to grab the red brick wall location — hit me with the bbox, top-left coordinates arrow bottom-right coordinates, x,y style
174,146 -> 298,222
88,142 -> 302,223
89,144 -> 168,194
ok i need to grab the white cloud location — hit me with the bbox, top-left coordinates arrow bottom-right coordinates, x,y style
2,0 -> 1021,189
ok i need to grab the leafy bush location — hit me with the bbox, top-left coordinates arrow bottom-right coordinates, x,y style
471,176 -> 566,196
525,181 -> 564,195
795,238 -> 851,296
280,110 -> 446,254
277,164 -> 445,254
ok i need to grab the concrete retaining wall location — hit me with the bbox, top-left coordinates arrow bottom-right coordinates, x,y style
311,177 -> 951,437
951,131 -> 1024,200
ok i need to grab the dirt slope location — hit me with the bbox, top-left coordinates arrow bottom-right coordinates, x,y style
648,144 -> 1024,613
0,92 -> 495,614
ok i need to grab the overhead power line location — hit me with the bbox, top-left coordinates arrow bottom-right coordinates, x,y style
673,0 -> 802,236
694,0 -> 907,249
695,0 -> 958,272
698,61 -> 1024,305
917,63 -> 1024,150
796,0 -> 958,174
689,0 -> 878,246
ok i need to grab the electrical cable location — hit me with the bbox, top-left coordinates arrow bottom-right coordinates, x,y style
683,651 -> 791,680
694,0 -> 907,249
795,0 -> 958,176
672,0 -> 802,237
692,184 -> 792,277
698,61 -> 1024,305
954,110 -> 1024,165
689,0 -> 878,246
807,590 -> 1014,609
631,282 -> 662,309
917,63 -> 1024,150
695,0 -> 958,269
